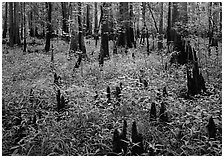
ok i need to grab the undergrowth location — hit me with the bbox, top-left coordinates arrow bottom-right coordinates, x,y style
2,38 -> 222,156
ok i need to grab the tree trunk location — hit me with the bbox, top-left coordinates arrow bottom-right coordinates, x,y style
86,4 -> 92,36
100,3 -> 109,59
94,2 -> 99,47
29,11 -> 34,37
213,2 -> 219,33
9,2 -> 14,47
14,2 -> 21,45
172,2 -> 179,27
78,2 -> 86,54
129,3 -> 136,48
220,2 -> 222,33
140,2 -> 146,45
167,2 -> 172,44
20,2 -> 23,40
33,3 -> 39,37
181,2 -> 188,25
148,3 -> 159,33
208,2 -> 212,43
45,2 -> 52,52
158,2 -> 163,50
3,2 -> 8,39
94,2 -> 98,34
61,2 -> 69,33
23,2 -> 27,52
74,2 -> 87,69
117,2 -> 131,48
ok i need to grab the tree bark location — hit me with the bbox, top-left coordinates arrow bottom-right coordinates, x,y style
61,2 -> 69,33
20,2 -> 23,40
158,2 -> 163,50
181,2 -> 188,25
45,2 -> 52,52
14,2 -> 21,45
86,4 -> 92,36
33,3 -> 39,37
100,3 -> 109,58
148,3 -> 159,33
94,2 -> 99,47
208,2 -> 213,51
140,2 -> 146,45
77,2 -> 86,54
29,11 -> 34,37
9,2 -> 14,47
23,2 -> 27,52
118,2 -> 132,48
167,2 -> 172,44
3,2 -> 8,38
172,2 -> 179,27
220,2 -> 222,33
74,2 -> 87,68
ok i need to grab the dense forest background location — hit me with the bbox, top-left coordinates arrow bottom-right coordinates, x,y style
2,2 -> 222,156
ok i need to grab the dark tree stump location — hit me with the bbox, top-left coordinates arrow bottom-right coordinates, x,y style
56,90 -> 61,111
29,89 -> 34,103
120,120 -> 128,154
199,73 -> 206,92
60,95 -> 65,109
131,121 -> 144,155
187,61 -> 206,96
54,73 -> 61,85
94,91 -> 98,100
150,102 -> 157,121
112,129 -> 122,153
143,80 -> 148,88
163,86 -> 168,97
206,116 -> 216,139
112,120 -> 128,155
115,86 -> 121,102
38,111 -> 42,119
106,86 -> 111,102
159,102 -> 168,122
14,112 -> 22,126
74,54 -> 82,68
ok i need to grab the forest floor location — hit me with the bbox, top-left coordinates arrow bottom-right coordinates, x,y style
2,37 -> 222,156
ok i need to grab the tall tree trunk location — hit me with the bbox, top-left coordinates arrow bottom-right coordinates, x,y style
172,2 -> 179,27
181,2 -> 188,25
86,4 -> 92,36
220,2 -> 222,33
167,2 -> 172,44
3,2 -> 8,38
118,2 -> 130,48
101,3 -> 109,58
33,3 -> 39,37
99,3 -> 109,68
14,2 -> 21,45
94,2 -> 99,47
158,2 -> 163,50
140,2 -> 146,45
74,2 -> 87,69
208,2 -> 213,48
29,11 -> 34,37
94,2 -> 98,34
9,2 -> 14,47
45,2 -> 52,52
213,2 -> 219,33
23,2 -> 27,52
20,2 -> 23,40
61,2 -> 69,33
148,3 -> 159,33
77,2 -> 86,54
129,2 -> 136,48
